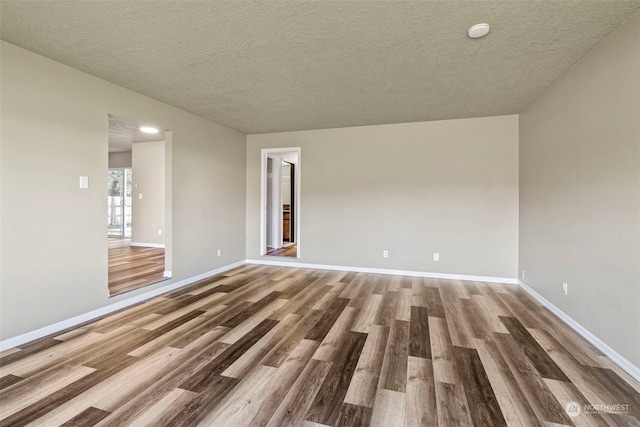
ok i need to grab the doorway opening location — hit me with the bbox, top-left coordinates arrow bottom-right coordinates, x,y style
107,114 -> 172,295
261,148 -> 300,258
108,168 -> 132,238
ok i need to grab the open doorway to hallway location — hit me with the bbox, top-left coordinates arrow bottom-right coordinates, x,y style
262,148 -> 300,258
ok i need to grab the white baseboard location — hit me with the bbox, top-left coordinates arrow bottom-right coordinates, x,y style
163,270 -> 172,278
0,260 -> 246,352
130,242 -> 165,248
246,259 -> 518,285
518,280 -> 640,383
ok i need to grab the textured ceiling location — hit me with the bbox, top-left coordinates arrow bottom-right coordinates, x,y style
109,114 -> 165,153
2,1 -> 639,134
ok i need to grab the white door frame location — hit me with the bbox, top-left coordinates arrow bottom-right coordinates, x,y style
268,154 -> 283,249
260,147 -> 301,257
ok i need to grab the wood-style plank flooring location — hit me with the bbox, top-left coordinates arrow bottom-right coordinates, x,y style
266,243 -> 297,257
108,237 -> 166,295
1,265 -> 639,426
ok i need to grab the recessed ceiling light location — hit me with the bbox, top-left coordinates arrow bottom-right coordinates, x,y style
468,23 -> 490,39
139,126 -> 159,134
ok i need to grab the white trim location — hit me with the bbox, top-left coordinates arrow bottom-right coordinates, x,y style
260,151 -> 267,255
246,258 -> 517,284
0,260 -> 246,352
518,280 -> 640,383
294,151 -> 301,258
163,270 -> 172,278
130,242 -> 165,248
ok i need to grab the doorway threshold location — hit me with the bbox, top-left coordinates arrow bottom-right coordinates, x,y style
266,243 -> 297,258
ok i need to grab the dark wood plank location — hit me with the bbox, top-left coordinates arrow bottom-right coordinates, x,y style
500,316 -> 569,381
305,297 -> 350,341
0,374 -> 24,389
453,346 -> 507,427
335,402 -> 373,427
409,306 -> 431,359
60,407 -> 111,426
221,291 -> 281,328
340,271 -> 358,284
305,331 -> 367,425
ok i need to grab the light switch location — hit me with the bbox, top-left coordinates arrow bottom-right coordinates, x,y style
138,193 -> 143,199
79,176 -> 89,189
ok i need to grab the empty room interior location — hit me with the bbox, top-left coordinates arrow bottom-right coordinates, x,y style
1,2 -> 639,426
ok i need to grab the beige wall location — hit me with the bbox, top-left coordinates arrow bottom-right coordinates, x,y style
247,115 -> 519,279
108,151 -> 132,168
519,12 -> 640,366
0,41 -> 246,340
131,141 -> 165,246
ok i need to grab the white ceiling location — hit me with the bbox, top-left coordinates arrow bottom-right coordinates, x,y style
2,1 -> 639,134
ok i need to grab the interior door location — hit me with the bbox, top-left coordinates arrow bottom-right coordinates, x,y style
289,163 -> 295,243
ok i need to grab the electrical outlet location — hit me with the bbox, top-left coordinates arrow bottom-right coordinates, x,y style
563,282 -> 568,295
383,250 -> 388,258
217,249 -> 222,257
521,270 -> 525,280
433,252 -> 440,261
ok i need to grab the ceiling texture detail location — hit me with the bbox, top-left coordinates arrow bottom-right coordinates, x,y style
2,1 -> 639,134
108,114 -> 165,153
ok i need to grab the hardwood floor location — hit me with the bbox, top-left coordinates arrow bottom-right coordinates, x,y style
1,265 -> 639,426
266,243 -> 297,257
108,237 -> 166,295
